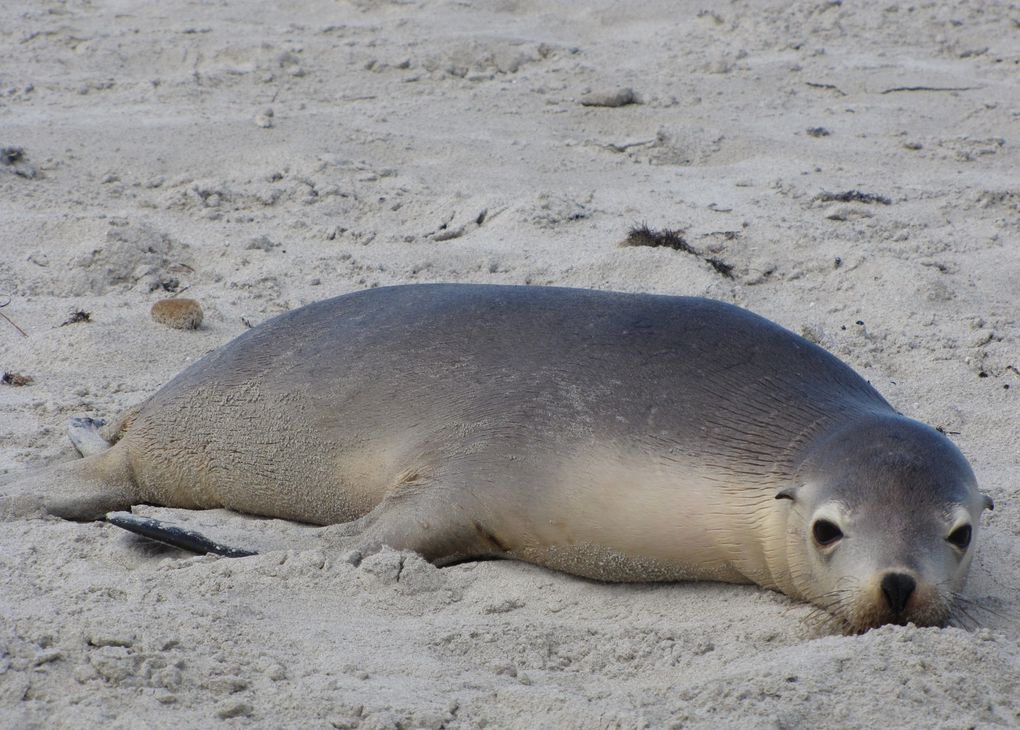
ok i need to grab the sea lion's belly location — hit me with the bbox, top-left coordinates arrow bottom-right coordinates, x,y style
437,445 -> 772,584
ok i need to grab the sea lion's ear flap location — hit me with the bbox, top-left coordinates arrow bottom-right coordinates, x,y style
982,494 -> 995,511
775,487 -> 798,502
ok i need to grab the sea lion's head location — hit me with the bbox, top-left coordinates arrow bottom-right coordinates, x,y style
780,414 -> 992,633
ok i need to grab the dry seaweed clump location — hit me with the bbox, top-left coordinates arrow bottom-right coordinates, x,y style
0,146 -> 38,178
621,225 -> 735,278
621,225 -> 696,253
816,190 -> 892,205
1,372 -> 33,386
151,298 -> 204,330
60,310 -> 92,326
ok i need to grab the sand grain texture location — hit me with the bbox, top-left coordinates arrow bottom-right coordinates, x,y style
1,1 -> 1018,727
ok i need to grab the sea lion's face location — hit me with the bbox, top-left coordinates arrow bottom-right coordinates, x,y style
796,487 -> 984,633
785,416 -> 992,633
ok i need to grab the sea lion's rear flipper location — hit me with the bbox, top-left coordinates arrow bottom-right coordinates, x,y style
66,399 -> 145,457
106,512 -> 258,557
0,443 -> 136,521
67,416 -> 112,457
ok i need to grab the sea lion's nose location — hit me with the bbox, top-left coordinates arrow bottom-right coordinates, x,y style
880,572 -> 916,614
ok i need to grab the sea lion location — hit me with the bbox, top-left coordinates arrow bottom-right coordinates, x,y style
2,284 -> 992,632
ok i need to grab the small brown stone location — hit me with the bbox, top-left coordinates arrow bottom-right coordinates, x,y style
215,700 -> 254,719
579,87 -> 639,108
151,298 -> 204,330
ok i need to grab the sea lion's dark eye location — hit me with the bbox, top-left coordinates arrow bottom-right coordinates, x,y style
812,519 -> 843,547
947,525 -> 972,550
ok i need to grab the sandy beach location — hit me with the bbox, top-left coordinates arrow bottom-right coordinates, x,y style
1,1 -> 1018,727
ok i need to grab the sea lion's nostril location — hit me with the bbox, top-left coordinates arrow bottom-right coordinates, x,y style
880,573 -> 916,614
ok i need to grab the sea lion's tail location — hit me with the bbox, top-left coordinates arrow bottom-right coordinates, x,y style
0,442 -> 137,521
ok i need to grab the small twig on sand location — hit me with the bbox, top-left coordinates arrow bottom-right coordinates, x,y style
880,86 -> 976,94
0,295 -> 28,337
806,82 -> 846,96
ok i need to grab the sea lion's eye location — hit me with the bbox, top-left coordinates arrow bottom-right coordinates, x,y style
812,519 -> 843,547
947,525 -> 972,550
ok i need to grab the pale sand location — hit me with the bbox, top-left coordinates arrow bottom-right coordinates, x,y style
1,1 -> 1018,727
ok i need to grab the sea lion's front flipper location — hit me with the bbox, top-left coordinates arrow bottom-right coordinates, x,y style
106,512 -> 258,557
321,484 -> 507,568
105,507 -> 325,556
